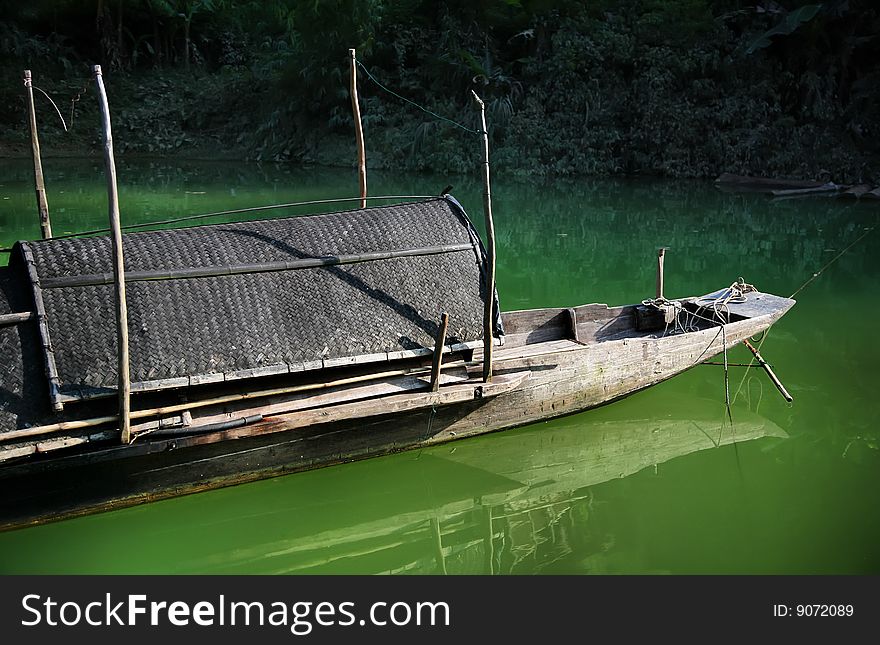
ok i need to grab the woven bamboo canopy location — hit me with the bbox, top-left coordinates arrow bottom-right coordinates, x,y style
1,197 -> 502,412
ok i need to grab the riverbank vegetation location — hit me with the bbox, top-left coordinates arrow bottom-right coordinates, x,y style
1,1 -> 878,182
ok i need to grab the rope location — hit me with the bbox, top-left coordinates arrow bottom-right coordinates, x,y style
32,86 -> 68,132
695,278 -> 756,324
426,403 -> 437,437
69,82 -> 89,130
644,281 -> 756,421
747,376 -> 764,414
355,59 -> 482,135
789,224 -> 876,299
731,222 -> 876,406
23,194 -> 436,242
642,280 -> 755,338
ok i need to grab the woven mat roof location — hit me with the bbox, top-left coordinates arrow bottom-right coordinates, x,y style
0,266 -> 48,431
12,197 -> 501,400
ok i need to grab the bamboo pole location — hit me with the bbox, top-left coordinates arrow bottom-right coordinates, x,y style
742,339 -> 793,402
656,247 -> 666,299
349,49 -> 367,208
40,242 -> 474,289
429,312 -> 450,392
93,65 -> 131,445
23,70 -> 52,239
0,311 -> 35,327
26,195 -> 435,244
0,359 -> 473,443
21,243 -> 64,412
472,91 -> 496,382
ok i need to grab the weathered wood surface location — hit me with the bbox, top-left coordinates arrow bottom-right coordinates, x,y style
501,303 -> 635,347
0,363 -> 475,444
430,313 -> 450,392
0,291 -> 791,530
152,366 -> 492,436
56,339 -> 490,404
693,291 -> 794,320
182,370 -> 528,441
0,367 -> 522,464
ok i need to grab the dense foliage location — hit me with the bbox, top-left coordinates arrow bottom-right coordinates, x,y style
1,0 -> 878,182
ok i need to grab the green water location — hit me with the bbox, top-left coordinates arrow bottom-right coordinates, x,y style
0,159 -> 877,574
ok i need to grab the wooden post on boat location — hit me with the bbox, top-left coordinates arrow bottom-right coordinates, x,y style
93,65 -> 131,445
349,49 -> 367,208
23,70 -> 52,239
429,312 -> 450,392
656,247 -> 666,299
472,91 -> 496,382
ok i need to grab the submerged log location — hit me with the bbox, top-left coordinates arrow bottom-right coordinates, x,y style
840,184 -> 872,199
715,173 -> 827,193
770,182 -> 841,197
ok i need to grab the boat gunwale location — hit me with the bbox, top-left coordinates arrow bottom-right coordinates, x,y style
0,291 -> 793,467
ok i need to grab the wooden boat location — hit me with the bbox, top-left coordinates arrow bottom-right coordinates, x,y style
0,195 -> 795,531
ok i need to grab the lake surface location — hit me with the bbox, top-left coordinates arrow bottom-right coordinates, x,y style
0,158 -> 877,574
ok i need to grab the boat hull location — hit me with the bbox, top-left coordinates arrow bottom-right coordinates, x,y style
0,302 -> 790,531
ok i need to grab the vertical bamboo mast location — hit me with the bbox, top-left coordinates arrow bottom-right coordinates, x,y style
93,65 -> 131,445
349,49 -> 367,208
23,70 -> 52,239
656,247 -> 666,299
472,91 -> 496,383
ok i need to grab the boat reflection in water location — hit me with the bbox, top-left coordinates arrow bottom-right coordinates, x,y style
0,396 -> 786,574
